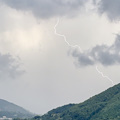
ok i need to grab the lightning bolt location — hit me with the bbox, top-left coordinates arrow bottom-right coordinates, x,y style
54,18 -> 83,53
54,18 -> 114,86
96,66 -> 114,85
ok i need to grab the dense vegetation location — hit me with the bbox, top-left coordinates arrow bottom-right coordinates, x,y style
33,83 -> 120,120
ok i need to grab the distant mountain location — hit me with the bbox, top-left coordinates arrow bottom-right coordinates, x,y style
40,83 -> 120,120
0,99 -> 34,118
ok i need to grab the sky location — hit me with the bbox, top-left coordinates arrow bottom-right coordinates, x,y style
0,0 -> 120,114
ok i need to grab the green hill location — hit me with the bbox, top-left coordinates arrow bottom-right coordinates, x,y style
0,99 -> 34,118
39,83 -> 120,120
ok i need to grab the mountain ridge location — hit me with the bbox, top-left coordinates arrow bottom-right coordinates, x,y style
39,83 -> 120,120
0,99 -> 34,118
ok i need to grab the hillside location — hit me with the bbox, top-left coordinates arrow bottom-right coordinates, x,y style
0,99 -> 34,118
39,83 -> 120,120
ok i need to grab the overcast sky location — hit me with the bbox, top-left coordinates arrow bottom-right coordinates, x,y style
0,0 -> 120,114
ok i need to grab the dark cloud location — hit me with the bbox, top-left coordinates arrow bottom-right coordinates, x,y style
0,0 -> 88,18
96,0 -> 120,21
0,53 -> 24,79
70,35 -> 120,66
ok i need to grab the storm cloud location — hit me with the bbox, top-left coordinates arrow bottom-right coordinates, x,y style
0,53 -> 24,79
70,35 -> 120,66
0,0 -> 88,18
96,0 -> 120,21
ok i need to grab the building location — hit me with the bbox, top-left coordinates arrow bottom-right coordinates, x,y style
0,116 -> 12,120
